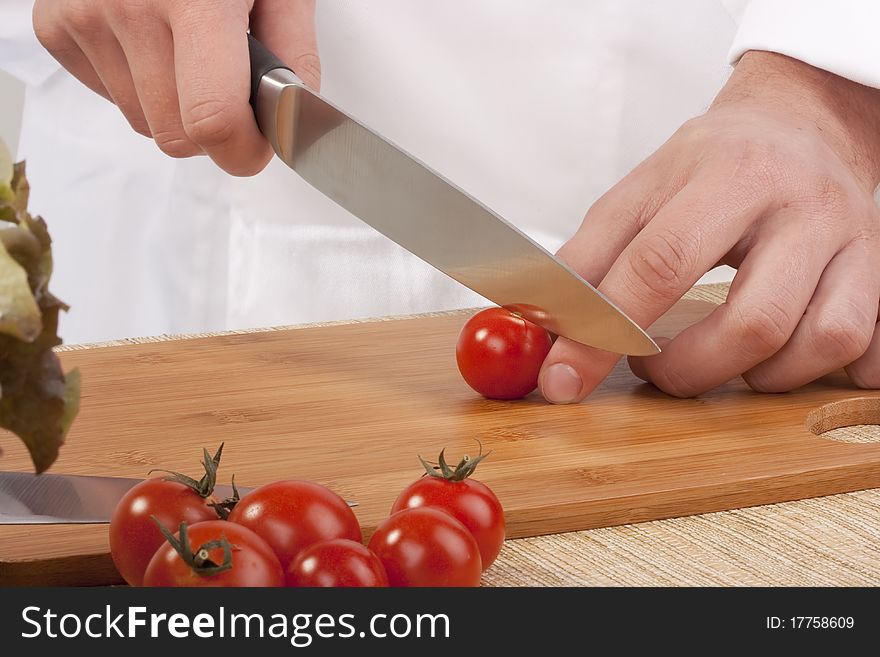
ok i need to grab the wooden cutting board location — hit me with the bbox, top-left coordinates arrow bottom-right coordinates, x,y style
2,296 -> 879,585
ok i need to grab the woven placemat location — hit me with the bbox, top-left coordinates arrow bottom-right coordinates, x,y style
62,284 -> 880,586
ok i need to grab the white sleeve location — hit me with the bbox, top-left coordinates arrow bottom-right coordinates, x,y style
728,0 -> 880,89
0,0 -> 60,86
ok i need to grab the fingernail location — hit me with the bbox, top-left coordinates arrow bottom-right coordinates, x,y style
540,363 -> 583,404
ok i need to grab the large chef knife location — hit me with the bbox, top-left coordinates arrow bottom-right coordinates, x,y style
248,36 -> 659,356
0,471 -> 355,524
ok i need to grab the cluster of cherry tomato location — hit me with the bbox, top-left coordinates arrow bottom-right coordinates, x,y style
456,307 -> 553,399
109,443 -> 504,587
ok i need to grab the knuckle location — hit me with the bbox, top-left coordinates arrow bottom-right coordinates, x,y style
583,194 -> 646,235
675,116 -> 708,147
728,301 -> 792,357
182,98 -> 237,148
108,0 -> 149,22
624,229 -> 698,300
62,0 -> 102,36
33,7 -> 67,50
810,313 -> 872,363
33,21 -> 67,52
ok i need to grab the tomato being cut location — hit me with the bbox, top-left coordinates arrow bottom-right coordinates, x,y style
286,539 -> 388,587
109,446 -> 225,586
227,480 -> 361,568
392,447 -> 504,570
456,307 -> 552,399
368,507 -> 482,587
143,520 -> 285,587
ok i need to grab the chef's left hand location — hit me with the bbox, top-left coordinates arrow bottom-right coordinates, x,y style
539,51 -> 880,403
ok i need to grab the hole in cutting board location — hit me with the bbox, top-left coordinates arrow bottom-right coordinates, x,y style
806,397 -> 880,444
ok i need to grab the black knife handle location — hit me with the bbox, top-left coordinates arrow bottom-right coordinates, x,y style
248,34 -> 291,109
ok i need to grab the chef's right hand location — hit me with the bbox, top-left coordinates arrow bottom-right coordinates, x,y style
32,0 -> 319,176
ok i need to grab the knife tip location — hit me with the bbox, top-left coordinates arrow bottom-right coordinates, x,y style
630,337 -> 662,357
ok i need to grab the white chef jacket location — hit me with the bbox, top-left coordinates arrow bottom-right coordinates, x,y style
1,0 -> 878,344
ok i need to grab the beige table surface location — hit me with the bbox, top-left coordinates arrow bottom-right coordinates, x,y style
60,283 -> 880,586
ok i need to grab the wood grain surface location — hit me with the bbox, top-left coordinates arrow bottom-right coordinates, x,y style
1,297 -> 879,586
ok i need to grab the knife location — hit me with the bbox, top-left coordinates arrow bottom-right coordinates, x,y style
247,36 -> 659,357
0,471 -> 356,525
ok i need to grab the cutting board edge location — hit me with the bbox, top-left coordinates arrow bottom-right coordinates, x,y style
506,458 -> 880,539
0,551 -> 122,587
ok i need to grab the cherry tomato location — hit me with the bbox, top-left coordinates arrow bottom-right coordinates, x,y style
456,307 -> 552,399
286,539 -> 388,587
368,507 -> 482,587
392,447 -> 504,569
392,478 -> 504,570
143,520 -> 284,587
109,477 -> 216,586
227,480 -> 362,568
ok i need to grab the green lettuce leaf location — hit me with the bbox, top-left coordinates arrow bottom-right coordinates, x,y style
0,138 -> 80,473
0,238 -> 42,341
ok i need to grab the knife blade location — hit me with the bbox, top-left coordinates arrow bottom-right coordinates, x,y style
247,36 -> 659,357
0,471 -> 356,525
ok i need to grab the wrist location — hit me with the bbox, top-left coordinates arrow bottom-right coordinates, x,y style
712,51 -> 880,190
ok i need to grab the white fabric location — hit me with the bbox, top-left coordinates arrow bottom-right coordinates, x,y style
0,1 -> 798,343
0,0 -> 58,86
729,0 -> 880,89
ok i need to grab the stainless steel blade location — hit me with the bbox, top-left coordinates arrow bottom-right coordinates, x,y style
0,471 -> 355,524
255,68 -> 659,356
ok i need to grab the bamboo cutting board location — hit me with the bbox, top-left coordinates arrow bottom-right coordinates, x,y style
1,296 -> 880,586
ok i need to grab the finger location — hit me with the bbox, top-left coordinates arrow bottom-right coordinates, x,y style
537,156 -> 681,405
845,297 -> 880,389
107,5 -> 201,158
556,148 -> 685,287
541,171 -> 768,404
743,242 -> 878,392
169,1 -> 272,176
844,214 -> 880,391
628,210 -> 843,396
53,1 -> 151,135
32,0 -> 110,100
251,0 -> 321,91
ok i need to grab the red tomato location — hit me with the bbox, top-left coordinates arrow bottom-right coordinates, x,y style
456,308 -> 552,399
143,520 -> 284,587
227,480 -> 362,568
392,476 -> 504,570
368,507 -> 482,587
286,539 -> 388,587
109,478 -> 217,586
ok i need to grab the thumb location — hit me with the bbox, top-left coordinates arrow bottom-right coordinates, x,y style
537,194 -> 649,405
251,0 -> 321,91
